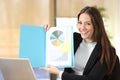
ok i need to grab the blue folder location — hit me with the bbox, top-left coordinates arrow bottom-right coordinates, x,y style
19,24 -> 74,68
20,24 -> 46,68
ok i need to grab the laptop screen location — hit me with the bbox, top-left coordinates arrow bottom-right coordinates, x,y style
0,58 -> 37,80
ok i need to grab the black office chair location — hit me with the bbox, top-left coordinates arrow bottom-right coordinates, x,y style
110,56 -> 120,80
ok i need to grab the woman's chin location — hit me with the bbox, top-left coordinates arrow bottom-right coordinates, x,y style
81,35 -> 88,39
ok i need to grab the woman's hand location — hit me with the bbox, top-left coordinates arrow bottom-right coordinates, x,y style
41,65 -> 61,75
43,24 -> 51,31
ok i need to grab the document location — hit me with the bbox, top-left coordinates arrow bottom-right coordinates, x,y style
19,24 -> 74,68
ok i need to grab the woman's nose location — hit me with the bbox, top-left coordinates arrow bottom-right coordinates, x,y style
80,24 -> 86,30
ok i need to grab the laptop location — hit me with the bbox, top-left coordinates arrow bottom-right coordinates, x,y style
0,58 -> 37,80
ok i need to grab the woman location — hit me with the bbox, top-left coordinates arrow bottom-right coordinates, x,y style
43,6 -> 119,80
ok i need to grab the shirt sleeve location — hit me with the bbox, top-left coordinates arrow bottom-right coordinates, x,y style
58,71 -> 64,78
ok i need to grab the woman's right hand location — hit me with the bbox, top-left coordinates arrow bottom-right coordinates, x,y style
43,24 -> 51,31
40,65 -> 61,75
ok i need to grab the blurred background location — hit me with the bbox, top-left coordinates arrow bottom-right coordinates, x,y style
0,0 -> 120,59
0,0 -> 120,80
0,0 -> 119,80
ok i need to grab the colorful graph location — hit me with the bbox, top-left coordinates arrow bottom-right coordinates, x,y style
50,30 -> 64,46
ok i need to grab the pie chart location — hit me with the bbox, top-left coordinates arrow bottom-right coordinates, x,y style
50,30 -> 64,46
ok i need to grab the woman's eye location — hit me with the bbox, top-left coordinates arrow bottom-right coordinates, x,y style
86,22 -> 91,25
87,23 -> 91,25
78,22 -> 82,24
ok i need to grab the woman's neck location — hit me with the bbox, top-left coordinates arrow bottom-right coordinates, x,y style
84,39 -> 93,43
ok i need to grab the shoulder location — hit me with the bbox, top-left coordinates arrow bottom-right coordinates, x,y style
73,32 -> 82,45
73,32 -> 82,41
73,32 -> 82,53
74,32 -> 81,37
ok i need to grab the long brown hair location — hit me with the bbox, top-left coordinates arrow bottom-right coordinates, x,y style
77,6 -> 117,78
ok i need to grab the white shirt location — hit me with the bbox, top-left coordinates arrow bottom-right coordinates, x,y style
73,40 -> 96,75
59,40 -> 96,78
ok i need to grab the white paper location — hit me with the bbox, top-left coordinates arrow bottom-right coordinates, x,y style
46,27 -> 73,67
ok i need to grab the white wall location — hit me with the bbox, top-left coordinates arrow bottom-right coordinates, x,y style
114,0 -> 120,58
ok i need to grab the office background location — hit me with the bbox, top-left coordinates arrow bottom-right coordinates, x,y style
0,0 -> 120,59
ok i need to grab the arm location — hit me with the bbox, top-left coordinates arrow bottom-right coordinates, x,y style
41,65 -> 61,75
62,60 -> 107,80
42,60 -> 107,80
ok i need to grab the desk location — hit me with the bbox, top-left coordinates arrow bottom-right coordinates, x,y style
0,70 -> 4,80
34,68 -> 62,80
0,68 -> 61,80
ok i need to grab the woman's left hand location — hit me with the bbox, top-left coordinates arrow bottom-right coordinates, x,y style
41,65 -> 61,75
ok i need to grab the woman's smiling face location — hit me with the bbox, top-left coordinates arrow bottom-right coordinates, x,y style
77,13 -> 94,43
